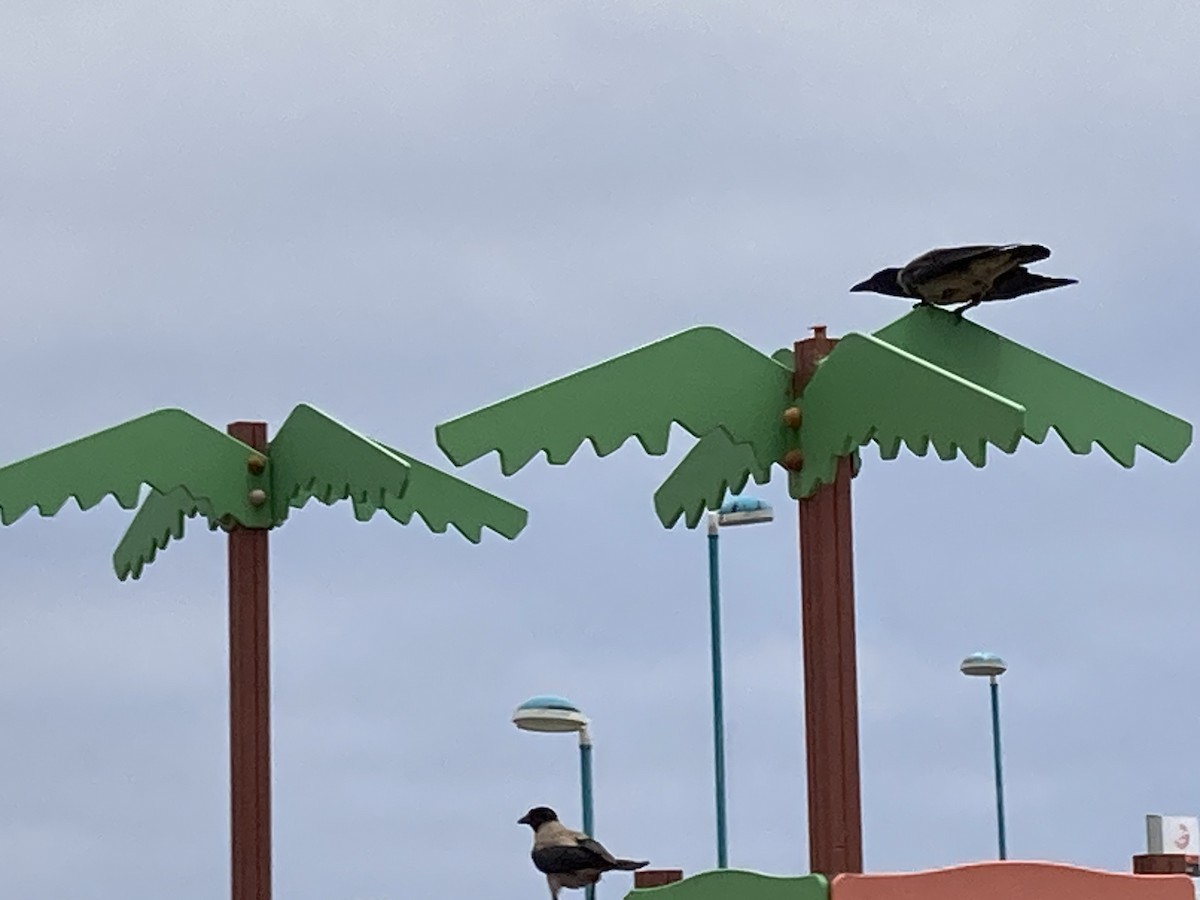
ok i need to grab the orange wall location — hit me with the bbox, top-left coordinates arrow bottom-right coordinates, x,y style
832,861 -> 1193,900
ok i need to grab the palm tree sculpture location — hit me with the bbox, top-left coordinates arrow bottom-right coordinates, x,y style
0,403 -> 526,900
434,306 -> 1191,878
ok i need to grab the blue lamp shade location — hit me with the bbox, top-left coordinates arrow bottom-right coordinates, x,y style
513,695 -> 589,733
716,494 -> 774,527
960,652 -> 1007,678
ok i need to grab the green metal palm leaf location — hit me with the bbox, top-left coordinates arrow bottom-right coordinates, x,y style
874,307 -> 1192,465
794,332 -> 1027,497
653,428 -> 773,528
366,443 -> 528,541
272,405 -> 526,538
112,487 -> 223,580
269,404 -> 412,523
436,326 -> 793,475
0,409 -> 269,528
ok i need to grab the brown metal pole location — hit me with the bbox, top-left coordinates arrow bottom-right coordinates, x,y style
227,421 -> 271,900
793,327 -> 863,877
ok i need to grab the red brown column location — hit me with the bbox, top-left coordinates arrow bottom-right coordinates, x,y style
227,421 -> 272,900
635,870 -> 684,888
793,328 -> 863,877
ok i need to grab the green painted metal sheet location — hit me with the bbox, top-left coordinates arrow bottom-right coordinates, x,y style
0,408 -> 269,528
436,326 -> 793,475
626,870 -> 828,900
793,332 -> 1027,497
653,428 -> 773,528
874,306 -> 1192,466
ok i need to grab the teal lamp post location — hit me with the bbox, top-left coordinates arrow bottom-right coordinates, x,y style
707,494 -> 774,868
513,695 -> 595,900
961,651 -> 1008,860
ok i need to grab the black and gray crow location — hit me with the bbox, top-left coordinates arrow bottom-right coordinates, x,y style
518,806 -> 649,900
850,243 -> 1077,317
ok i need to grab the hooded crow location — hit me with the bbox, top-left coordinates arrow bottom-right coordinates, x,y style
850,244 -> 1077,317
518,806 -> 649,900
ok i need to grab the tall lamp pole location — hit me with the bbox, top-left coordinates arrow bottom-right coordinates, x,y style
579,723 -> 594,841
960,651 -> 1008,860
706,494 -> 773,869
513,695 -> 596,900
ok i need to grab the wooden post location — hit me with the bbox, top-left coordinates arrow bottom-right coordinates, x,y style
227,421 -> 272,900
793,328 -> 863,877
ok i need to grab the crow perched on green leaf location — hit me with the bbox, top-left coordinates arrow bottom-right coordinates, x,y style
851,244 -> 1077,317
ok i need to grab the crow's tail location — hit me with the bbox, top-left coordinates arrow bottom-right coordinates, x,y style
988,268 -> 1078,301
613,859 -> 650,871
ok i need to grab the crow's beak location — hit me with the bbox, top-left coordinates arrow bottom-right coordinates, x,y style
848,267 -> 905,297
518,813 -> 531,825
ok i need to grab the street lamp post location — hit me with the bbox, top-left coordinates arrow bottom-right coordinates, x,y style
513,695 -> 596,900
960,651 -> 1008,860
707,494 -> 773,869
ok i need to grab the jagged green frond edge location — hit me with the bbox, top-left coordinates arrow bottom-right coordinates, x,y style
435,326 -> 793,475
0,408 -> 270,528
267,404 -> 412,525
287,444 -> 527,540
364,443 -> 527,541
626,869 -> 828,900
112,487 -> 224,581
793,332 -> 1027,498
654,428 -> 772,528
875,306 -> 1193,465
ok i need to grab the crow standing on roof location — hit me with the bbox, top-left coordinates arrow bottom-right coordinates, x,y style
518,806 -> 649,900
850,243 -> 1077,317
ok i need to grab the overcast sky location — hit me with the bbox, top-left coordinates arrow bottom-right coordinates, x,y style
2,2 -> 1199,899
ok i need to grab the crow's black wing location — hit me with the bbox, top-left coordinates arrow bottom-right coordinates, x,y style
902,245 -> 1006,282
576,838 -> 620,867
532,844 -> 611,874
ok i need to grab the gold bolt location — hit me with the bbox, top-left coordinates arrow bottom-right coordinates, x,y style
247,456 -> 266,475
782,449 -> 804,471
248,488 -> 268,507
782,406 -> 802,429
